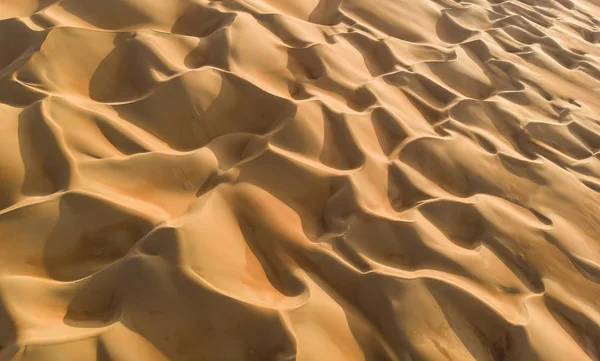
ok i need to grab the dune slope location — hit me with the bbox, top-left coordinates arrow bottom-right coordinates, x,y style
1,0 -> 600,360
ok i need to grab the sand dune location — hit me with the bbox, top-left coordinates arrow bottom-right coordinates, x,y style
0,0 -> 600,360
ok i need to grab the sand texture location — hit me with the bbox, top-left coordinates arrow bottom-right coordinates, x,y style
1,0 -> 600,360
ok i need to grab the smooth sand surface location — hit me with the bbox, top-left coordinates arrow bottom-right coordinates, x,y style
0,0 -> 600,360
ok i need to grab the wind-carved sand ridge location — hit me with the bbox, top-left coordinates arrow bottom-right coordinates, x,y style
0,0 -> 600,360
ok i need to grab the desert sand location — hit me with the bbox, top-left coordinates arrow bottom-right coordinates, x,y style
0,0 -> 600,360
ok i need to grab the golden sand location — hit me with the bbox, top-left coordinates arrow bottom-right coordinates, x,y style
0,0 -> 600,360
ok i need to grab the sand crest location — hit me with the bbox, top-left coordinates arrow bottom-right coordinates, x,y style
1,0 -> 600,360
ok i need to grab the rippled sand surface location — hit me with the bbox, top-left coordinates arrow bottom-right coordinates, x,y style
1,0 -> 600,360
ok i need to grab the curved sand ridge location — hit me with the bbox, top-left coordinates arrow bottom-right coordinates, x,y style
1,0 -> 600,360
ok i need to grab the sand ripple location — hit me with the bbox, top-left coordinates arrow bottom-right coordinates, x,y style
1,0 -> 600,360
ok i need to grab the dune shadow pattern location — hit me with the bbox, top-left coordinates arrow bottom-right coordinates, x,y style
0,0 -> 599,360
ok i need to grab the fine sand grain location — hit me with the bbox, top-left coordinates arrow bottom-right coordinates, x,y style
1,0 -> 600,360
